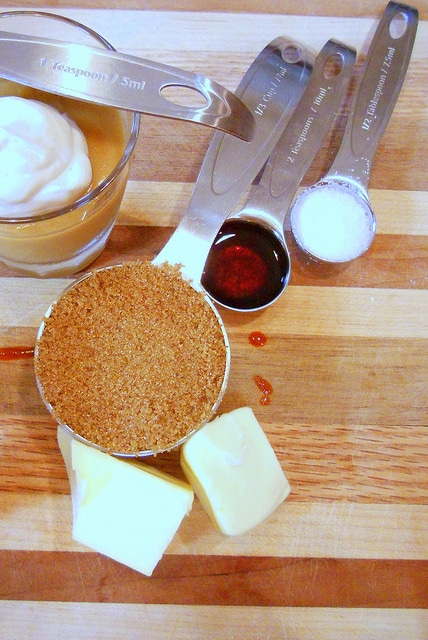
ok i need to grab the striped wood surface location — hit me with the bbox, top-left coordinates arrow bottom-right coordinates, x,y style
0,3 -> 427,638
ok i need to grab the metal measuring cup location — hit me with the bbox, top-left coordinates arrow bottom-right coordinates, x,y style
290,1 -> 419,263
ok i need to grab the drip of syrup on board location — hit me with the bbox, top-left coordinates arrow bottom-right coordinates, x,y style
253,374 -> 273,405
0,346 -> 34,361
202,219 -> 289,310
248,331 -> 267,347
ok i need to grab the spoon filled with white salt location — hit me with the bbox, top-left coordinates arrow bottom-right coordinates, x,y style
290,1 -> 418,263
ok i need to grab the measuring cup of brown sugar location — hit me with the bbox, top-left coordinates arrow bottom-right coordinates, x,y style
34,261 -> 230,456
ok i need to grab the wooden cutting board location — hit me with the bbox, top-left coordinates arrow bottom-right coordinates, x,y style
0,2 -> 427,638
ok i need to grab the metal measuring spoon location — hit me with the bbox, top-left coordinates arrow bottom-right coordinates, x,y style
153,36 -> 314,283
201,39 -> 356,311
0,13 -> 254,142
290,1 -> 419,263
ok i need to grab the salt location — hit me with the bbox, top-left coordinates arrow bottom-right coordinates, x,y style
291,181 -> 375,262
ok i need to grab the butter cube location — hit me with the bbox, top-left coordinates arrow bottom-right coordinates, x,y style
58,427 -> 193,576
180,407 -> 290,535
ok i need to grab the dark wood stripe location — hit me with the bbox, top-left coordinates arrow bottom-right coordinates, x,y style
1,552 -> 427,607
4,1 -> 428,20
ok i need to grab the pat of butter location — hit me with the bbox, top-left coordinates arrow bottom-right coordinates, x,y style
180,407 -> 290,536
58,427 -> 193,576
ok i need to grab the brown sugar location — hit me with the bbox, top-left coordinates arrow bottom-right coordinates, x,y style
35,261 -> 228,454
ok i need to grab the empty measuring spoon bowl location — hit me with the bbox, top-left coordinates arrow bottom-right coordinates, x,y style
202,39 -> 356,311
290,1 -> 419,263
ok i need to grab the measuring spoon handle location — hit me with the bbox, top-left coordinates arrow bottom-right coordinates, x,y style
327,1 -> 418,190
248,38 -> 356,226
0,31 -> 255,142
154,37 -> 314,282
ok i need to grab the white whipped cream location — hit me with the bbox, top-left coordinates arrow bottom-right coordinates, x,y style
0,96 -> 92,216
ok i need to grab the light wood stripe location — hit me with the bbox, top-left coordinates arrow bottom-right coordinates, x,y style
118,182 -> 428,234
0,602 -> 426,640
1,492 -> 427,560
224,288 -> 428,338
14,9 -> 426,59
2,280 -> 427,337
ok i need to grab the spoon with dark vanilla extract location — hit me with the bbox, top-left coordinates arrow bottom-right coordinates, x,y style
202,39 -> 356,311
